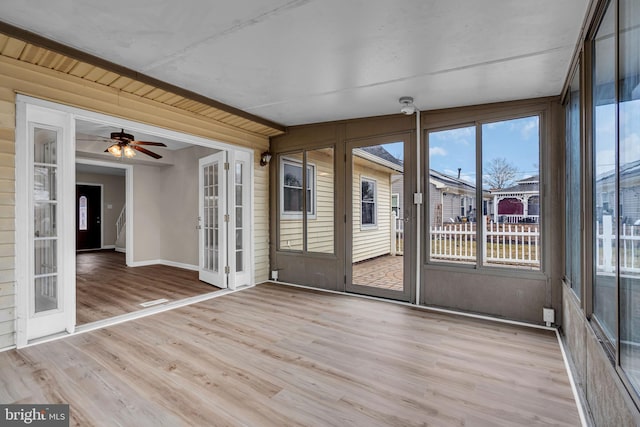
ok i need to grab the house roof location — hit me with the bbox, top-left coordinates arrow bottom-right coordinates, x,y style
597,159 -> 640,183
429,169 -> 476,192
353,145 -> 403,173
361,146 -> 403,167
494,175 -> 540,194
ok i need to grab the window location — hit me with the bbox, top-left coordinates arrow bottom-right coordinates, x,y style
278,148 -> 334,254
592,2 -> 617,345
391,193 -> 400,218
281,157 -> 315,218
565,64 -> 581,299
361,178 -> 377,227
619,0 -> 640,397
427,118 -> 540,270
428,125 -> 477,265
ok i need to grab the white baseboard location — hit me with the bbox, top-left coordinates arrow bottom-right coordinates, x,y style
102,245 -> 116,250
127,259 -> 198,271
115,247 -> 126,253
160,259 -> 199,271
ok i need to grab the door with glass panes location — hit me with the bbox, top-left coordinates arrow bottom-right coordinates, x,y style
346,135 -> 412,301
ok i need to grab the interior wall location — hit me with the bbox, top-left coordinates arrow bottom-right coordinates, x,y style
159,145 -> 219,267
131,165 -> 163,262
75,171 -> 125,247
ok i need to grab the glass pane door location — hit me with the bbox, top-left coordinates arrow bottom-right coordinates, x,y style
346,138 -> 411,301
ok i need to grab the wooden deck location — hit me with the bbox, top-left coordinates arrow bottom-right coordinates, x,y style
1,284 -> 580,426
76,250 -> 220,324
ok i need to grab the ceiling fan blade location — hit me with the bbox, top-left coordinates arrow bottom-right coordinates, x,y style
130,141 -> 167,147
133,145 -> 163,159
78,137 -> 117,143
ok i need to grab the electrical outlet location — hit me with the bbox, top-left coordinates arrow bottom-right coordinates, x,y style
272,270 -> 279,281
543,307 -> 555,326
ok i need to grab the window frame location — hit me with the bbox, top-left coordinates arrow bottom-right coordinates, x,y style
425,114 -> 544,273
280,156 -> 316,220
360,176 -> 378,229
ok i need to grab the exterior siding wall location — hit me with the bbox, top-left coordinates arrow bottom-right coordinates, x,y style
0,54 -> 270,348
0,87 -> 15,349
278,149 -> 335,254
352,157 -> 392,263
307,148 -> 334,253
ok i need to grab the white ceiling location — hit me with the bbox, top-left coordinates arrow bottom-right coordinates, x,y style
0,0 -> 589,126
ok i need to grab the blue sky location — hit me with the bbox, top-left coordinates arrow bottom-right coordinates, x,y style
428,116 -> 540,188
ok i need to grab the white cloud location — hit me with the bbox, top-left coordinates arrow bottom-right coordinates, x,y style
430,146 -> 447,157
621,133 -> 640,163
596,149 -> 615,176
506,117 -> 539,139
429,127 -> 473,146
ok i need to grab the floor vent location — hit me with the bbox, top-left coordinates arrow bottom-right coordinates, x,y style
139,298 -> 170,308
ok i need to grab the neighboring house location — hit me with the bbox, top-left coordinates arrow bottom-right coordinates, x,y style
428,170 -> 492,226
352,146 -> 403,263
490,175 -> 540,223
595,159 -> 640,224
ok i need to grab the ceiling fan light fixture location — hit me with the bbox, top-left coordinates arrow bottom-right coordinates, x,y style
107,144 -> 122,157
123,145 -> 136,158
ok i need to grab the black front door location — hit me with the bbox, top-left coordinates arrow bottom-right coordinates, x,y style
76,184 -> 101,250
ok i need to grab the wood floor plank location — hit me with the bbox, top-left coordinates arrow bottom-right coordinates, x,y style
0,284 -> 581,426
76,250 -> 220,324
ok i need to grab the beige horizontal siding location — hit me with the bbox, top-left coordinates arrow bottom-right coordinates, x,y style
352,158 -> 392,263
0,93 -> 13,348
279,149 -> 335,254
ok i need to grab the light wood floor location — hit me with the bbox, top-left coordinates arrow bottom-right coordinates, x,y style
76,251 -> 220,325
1,284 -> 580,426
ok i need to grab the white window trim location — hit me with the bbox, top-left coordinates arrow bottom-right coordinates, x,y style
280,156 -> 316,220
391,193 -> 400,218
360,176 -> 377,230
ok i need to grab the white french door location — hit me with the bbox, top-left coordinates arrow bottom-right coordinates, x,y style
16,102 -> 75,345
199,152 -> 227,288
198,150 -> 252,290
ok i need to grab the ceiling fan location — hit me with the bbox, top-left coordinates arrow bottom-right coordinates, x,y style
95,129 -> 167,159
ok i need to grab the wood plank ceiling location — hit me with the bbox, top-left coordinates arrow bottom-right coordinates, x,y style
0,33 -> 285,138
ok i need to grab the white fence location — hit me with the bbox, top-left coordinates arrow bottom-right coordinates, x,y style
391,213 -> 404,255
597,215 -> 640,274
430,216 -> 540,266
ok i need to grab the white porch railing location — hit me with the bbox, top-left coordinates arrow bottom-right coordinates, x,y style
391,212 -> 404,255
116,205 -> 126,242
429,216 -> 540,266
597,216 -> 640,274
499,214 -> 539,224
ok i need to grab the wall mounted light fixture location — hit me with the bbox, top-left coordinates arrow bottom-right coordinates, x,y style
260,151 -> 272,166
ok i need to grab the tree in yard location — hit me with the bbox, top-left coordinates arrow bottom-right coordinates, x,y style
484,157 -> 519,189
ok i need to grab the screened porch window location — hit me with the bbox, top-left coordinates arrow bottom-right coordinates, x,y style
281,158 -> 315,218
361,177 -> 377,227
